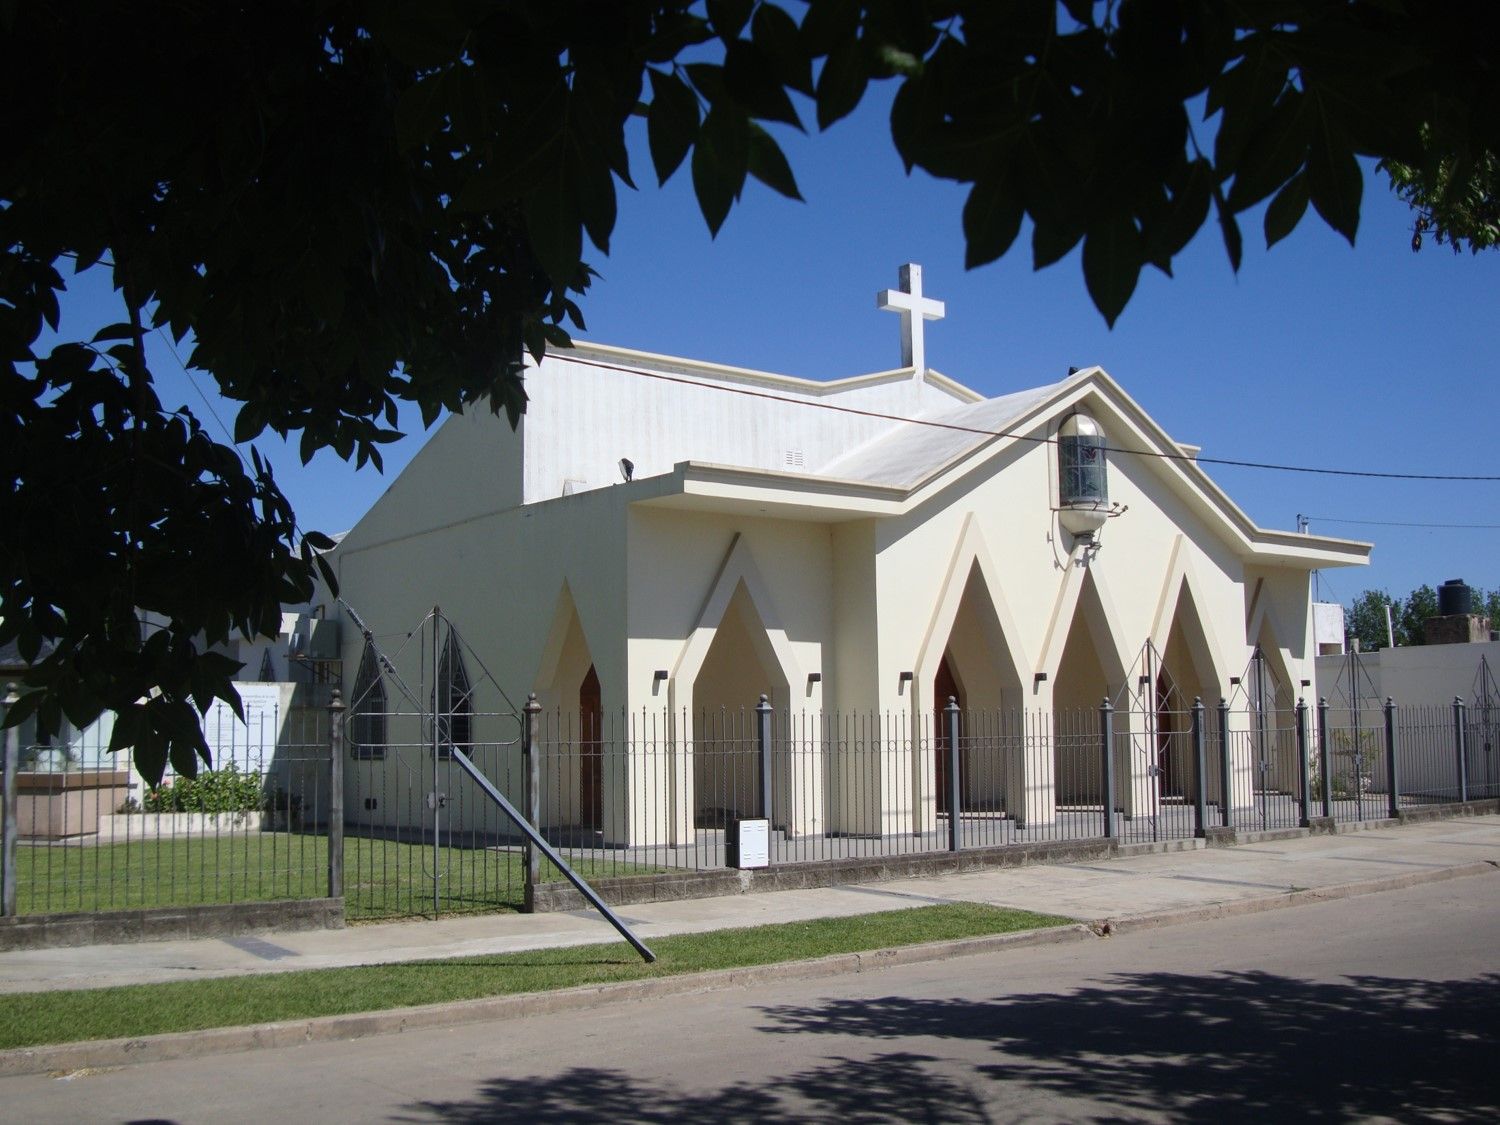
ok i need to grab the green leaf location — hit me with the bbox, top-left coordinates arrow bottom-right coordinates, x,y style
524,172 -> 583,285
1031,220 -> 1082,271
1264,171 -> 1309,248
647,70 -> 701,185
1215,193 -> 1243,272
1145,158 -> 1213,265
393,71 -> 450,153
800,0 -> 860,55
746,123 -> 803,200
691,107 -> 751,235
1226,93 -> 1309,213
1082,212 -> 1143,328
707,0 -> 753,43
963,176 -> 1024,269
723,41 -> 803,128
1308,113 -> 1362,245
815,40 -> 869,131
752,4 -> 814,98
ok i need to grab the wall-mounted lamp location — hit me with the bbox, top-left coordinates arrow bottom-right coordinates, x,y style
899,671 -> 913,683
619,457 -> 635,482
1230,676 -> 1242,686
1138,675 -> 1151,688
807,672 -> 822,685
1033,672 -> 1048,683
1300,678 -> 1311,688
653,669 -> 669,683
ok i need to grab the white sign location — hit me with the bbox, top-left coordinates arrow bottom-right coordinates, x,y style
736,818 -> 770,869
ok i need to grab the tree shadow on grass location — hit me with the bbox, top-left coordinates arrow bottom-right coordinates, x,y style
756,970 -> 1500,1122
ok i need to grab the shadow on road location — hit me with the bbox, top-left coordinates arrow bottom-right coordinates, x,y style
396,970 -> 1500,1121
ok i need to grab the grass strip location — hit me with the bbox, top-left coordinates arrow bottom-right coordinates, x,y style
18,835 -> 660,920
0,904 -> 1069,1050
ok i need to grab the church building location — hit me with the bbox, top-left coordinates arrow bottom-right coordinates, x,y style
329,265 -> 1370,846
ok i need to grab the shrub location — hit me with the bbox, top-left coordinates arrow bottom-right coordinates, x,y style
142,763 -> 265,814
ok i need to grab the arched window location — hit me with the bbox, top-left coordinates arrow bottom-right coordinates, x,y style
351,640 -> 386,760
437,629 -> 473,759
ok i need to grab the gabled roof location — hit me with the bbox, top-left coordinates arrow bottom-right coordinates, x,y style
628,365 -> 1370,572
816,377 -> 1072,488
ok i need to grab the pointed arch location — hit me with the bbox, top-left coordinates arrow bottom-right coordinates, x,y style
1148,536 -> 1229,696
1247,589 -> 1299,702
914,513 -> 1032,714
669,533 -> 803,710
436,625 -> 474,758
350,639 -> 386,760
1039,560 -> 1131,690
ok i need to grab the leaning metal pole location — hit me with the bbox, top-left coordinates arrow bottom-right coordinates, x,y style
447,744 -> 656,963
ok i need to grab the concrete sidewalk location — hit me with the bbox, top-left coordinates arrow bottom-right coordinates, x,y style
3,814 -> 1496,996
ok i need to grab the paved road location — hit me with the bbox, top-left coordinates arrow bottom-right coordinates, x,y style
7,874 -> 1497,1123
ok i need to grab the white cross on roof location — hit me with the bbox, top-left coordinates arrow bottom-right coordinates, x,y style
877,263 -> 945,378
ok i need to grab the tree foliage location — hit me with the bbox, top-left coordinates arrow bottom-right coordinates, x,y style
4,2 -> 1497,782
1346,583 -> 1500,651
1385,139 -> 1500,254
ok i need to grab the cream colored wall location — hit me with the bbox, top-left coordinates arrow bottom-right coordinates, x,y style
625,508 -> 832,717
335,408 -> 523,554
331,484 -> 628,834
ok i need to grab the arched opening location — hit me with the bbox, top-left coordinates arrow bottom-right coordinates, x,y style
690,581 -> 790,829
927,562 -> 1026,814
532,584 -> 605,830
933,652 -> 964,813
436,628 -> 473,760
1153,584 -> 1219,799
1051,574 -> 1124,807
579,665 -> 602,830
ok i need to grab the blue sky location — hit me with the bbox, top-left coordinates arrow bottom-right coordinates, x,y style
55,88 -> 1500,608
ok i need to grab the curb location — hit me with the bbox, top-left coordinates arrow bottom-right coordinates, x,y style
4,858 -> 1496,1078
0,923 -> 1093,1079
1088,859 -> 1498,935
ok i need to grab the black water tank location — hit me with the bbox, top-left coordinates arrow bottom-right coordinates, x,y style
1439,578 -> 1472,616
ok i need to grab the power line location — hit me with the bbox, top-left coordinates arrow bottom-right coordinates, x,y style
568,354 -> 1500,483
1302,516 -> 1500,530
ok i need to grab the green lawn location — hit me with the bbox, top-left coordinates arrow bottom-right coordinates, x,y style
0,904 -> 1071,1049
18,834 -> 658,920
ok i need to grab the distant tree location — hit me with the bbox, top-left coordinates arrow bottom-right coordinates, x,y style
1397,584 -> 1439,646
1348,590 -> 1400,652
1386,143 -> 1500,254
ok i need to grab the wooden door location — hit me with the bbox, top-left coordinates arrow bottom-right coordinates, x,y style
579,665 -> 603,830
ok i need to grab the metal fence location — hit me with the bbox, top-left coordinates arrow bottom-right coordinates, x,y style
5,689 -> 1500,926
1,698 -> 330,917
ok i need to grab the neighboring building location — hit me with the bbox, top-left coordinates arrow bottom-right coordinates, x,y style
330,265 -> 1371,844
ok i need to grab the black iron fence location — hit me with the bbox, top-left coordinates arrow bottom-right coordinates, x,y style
1,698 -> 330,917
4,691 -> 1499,925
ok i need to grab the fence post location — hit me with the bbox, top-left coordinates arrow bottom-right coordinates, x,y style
1192,697 -> 1207,838
756,694 -> 774,830
523,693 -> 541,910
945,697 -> 962,852
327,689 -> 345,902
1217,697 -> 1231,827
1453,697 -> 1469,804
1384,697 -> 1399,819
1295,697 -> 1311,829
1317,697 -> 1333,819
1100,698 -> 1116,839
2,684 -> 19,918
